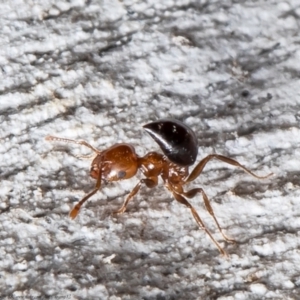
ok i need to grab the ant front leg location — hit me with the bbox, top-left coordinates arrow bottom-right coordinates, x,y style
185,154 -> 273,183
69,167 -> 102,219
113,177 -> 158,215
183,188 -> 235,244
171,190 -> 228,257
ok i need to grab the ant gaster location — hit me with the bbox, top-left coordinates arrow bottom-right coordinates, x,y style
46,119 -> 272,256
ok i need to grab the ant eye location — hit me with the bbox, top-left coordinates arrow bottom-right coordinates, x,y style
118,170 -> 126,179
143,119 -> 198,166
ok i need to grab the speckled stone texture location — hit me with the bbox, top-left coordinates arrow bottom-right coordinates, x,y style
1,0 -> 300,299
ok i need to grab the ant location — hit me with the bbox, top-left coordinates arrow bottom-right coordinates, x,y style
46,119 -> 272,256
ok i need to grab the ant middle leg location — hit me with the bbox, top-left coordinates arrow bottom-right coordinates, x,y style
185,154 -> 273,183
183,188 -> 235,243
171,190 -> 228,257
113,177 -> 158,215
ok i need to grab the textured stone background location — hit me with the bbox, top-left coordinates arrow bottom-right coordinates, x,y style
1,0 -> 300,299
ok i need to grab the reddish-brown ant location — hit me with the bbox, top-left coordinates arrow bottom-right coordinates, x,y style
46,119 -> 272,256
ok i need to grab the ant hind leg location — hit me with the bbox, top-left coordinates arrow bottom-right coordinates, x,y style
171,191 -> 228,257
183,188 -> 235,244
185,154 -> 273,183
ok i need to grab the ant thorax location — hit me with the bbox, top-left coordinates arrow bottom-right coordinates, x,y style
138,152 -> 165,178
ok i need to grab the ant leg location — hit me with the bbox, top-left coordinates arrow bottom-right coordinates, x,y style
69,168 -> 102,219
183,188 -> 235,243
113,177 -> 158,215
171,190 -> 228,257
185,154 -> 273,183
46,135 -> 101,154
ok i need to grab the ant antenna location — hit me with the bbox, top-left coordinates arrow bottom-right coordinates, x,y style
46,135 -> 101,154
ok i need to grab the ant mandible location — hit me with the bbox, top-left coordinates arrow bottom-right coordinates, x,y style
46,119 -> 272,256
